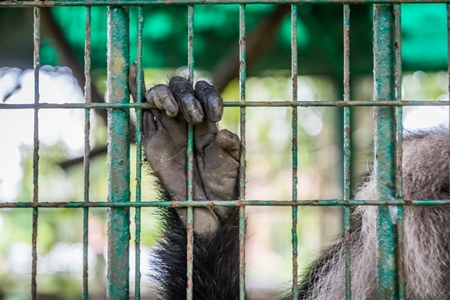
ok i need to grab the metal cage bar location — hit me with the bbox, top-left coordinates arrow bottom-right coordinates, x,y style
342,4 -> 352,300
373,4 -> 398,299
238,4 -> 247,299
3,0 -> 450,7
134,6 -> 144,300
393,4 -> 405,299
3,198 -> 450,208
2,100 -> 449,110
82,6 -> 92,300
447,6 -> 450,248
106,6 -> 131,300
31,6 -> 41,300
186,5 -> 196,300
3,199 -> 450,210
290,4 -> 300,300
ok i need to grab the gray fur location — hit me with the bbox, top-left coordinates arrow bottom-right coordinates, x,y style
308,127 -> 450,299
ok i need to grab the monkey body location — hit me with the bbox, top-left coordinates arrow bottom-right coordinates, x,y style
300,128 -> 450,300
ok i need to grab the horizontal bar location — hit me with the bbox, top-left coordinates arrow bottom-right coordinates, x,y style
1,100 -> 449,110
1,199 -> 450,208
1,0 -> 450,7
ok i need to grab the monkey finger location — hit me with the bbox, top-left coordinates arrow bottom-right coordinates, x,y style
168,76 -> 204,124
145,84 -> 179,117
195,81 -> 223,123
215,129 -> 240,161
142,109 -> 158,137
129,62 -> 146,102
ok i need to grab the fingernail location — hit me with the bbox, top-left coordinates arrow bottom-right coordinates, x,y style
166,101 -> 177,116
191,109 -> 203,123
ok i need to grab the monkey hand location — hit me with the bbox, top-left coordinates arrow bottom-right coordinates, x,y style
129,63 -> 240,236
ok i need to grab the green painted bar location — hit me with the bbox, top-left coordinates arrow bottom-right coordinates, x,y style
447,8 -> 450,295
373,4 -> 398,299
134,7 -> 144,300
1,199 -> 450,209
2,0 -> 450,7
239,4 -> 247,299
1,100 -> 449,110
342,4 -> 352,299
82,6 -> 92,300
393,4 -> 405,299
290,4 -> 299,300
106,6 -> 131,300
31,6 -> 41,300
186,5 -> 195,300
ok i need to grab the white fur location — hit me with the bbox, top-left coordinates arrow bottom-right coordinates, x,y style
309,128 -> 450,299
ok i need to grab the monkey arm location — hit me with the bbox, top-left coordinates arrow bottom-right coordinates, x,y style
154,203 -> 240,300
130,65 -> 242,299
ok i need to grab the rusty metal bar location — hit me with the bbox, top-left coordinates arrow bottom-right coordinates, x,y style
134,6 -> 144,300
82,6 -> 92,300
239,4 -> 247,299
1,100 -> 449,110
373,4 -> 398,299
106,5 -> 131,300
290,4 -> 299,300
186,5 -> 195,300
3,0 -> 450,7
393,4 -> 405,300
31,6 -> 41,300
342,4 -> 352,299
2,199 -> 450,209
447,5 -> 450,258
448,3 -> 450,102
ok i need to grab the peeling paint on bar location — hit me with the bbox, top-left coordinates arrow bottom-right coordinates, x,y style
31,6 -> 41,300
373,4 -> 398,299
106,5 -> 131,300
2,199 -> 450,209
134,6 -> 144,300
393,4 -> 405,299
2,0 -> 450,7
82,6 -> 92,300
238,4 -> 247,299
1,100 -> 449,110
290,4 -> 299,300
446,6 -> 450,300
186,5 -> 195,300
343,4 -> 352,299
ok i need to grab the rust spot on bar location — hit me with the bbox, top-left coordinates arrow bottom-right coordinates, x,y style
186,222 -> 194,291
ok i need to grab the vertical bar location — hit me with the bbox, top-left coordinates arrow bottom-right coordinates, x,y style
186,5 -> 195,300
238,4 -> 247,300
82,6 -> 92,300
31,6 -> 41,300
393,4 -> 405,300
342,4 -> 352,300
373,4 -> 398,299
447,8 -> 450,295
290,4 -> 299,300
447,4 -> 450,190
134,7 -> 144,300
106,6 -> 131,300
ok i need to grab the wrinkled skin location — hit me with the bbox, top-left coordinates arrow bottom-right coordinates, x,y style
129,63 -> 240,236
